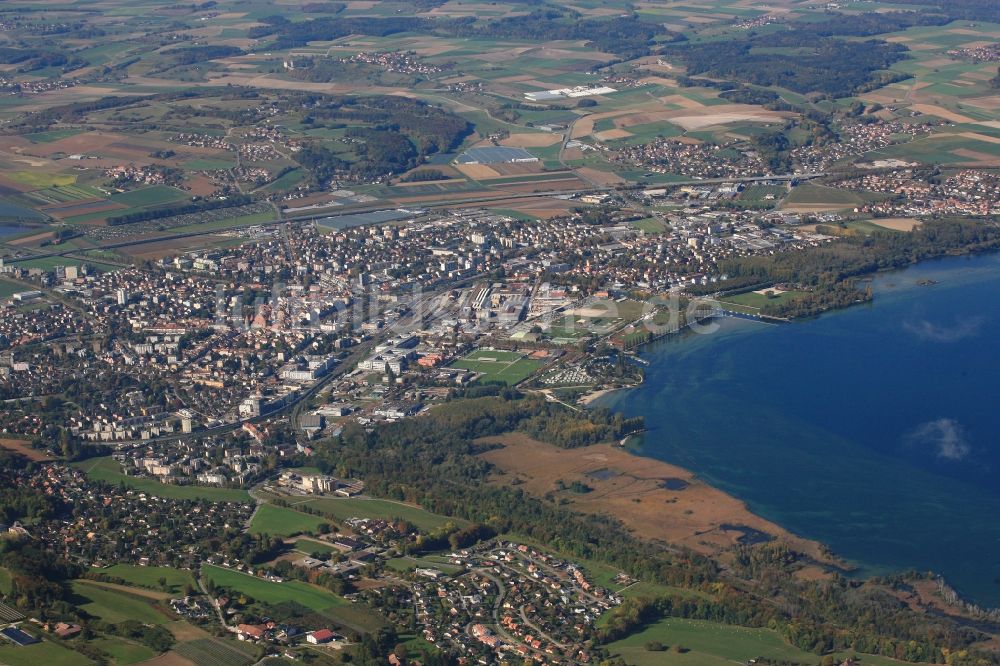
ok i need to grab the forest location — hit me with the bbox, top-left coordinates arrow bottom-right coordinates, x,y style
439,10 -> 684,60
252,10 -> 681,60
664,34 -> 909,97
878,0 -> 999,22
293,93 -> 471,182
251,15 -> 431,48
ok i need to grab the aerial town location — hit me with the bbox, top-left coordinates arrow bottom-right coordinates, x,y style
2,0 -> 1000,665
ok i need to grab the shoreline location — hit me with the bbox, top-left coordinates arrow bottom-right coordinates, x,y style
478,433 -> 846,571
586,251 -> 1000,613
577,385 -> 631,407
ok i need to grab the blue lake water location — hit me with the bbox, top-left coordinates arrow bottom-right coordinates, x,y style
598,252 -> 1000,608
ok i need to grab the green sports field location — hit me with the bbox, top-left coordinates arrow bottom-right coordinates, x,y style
202,565 -> 346,611
449,349 -> 543,385
249,504 -> 329,537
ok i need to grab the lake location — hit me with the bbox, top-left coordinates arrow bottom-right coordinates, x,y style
598,252 -> 1000,608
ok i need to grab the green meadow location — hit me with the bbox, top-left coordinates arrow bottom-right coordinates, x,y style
249,504 -> 329,537
202,565 -> 346,611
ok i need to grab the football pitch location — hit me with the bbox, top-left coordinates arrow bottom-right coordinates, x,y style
450,349 -> 543,385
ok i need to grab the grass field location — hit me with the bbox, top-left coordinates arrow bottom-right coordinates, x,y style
74,456 -> 250,502
71,580 -> 169,625
92,564 -> 195,594
739,185 -> 786,202
169,211 -> 276,234
717,289 -> 806,312
450,349 -> 543,385
89,637 -> 156,665
0,279 -> 22,300
290,496 -> 460,532
324,604 -> 390,634
109,185 -> 188,208
186,158 -> 236,170
0,566 -> 11,595
174,638 -> 255,666
783,183 -> 864,206
24,128 -> 84,143
249,504 -> 329,537
203,566 -> 345,611
0,640 -> 93,666
605,617 -> 910,666
292,537 -> 338,556
385,555 -> 464,576
605,617 -> 823,665
631,217 -> 667,233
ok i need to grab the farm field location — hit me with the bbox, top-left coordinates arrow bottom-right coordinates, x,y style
0,640 -> 94,666
248,504 -> 329,537
74,456 -> 251,503
323,604 -> 390,634
70,580 -> 170,625
450,349 -> 543,385
202,565 -> 346,611
91,564 -> 195,595
865,134 -> 1000,167
25,128 -> 85,143
173,638 -> 256,666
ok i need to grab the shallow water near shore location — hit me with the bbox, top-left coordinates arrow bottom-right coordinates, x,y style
597,252 -> 1000,608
